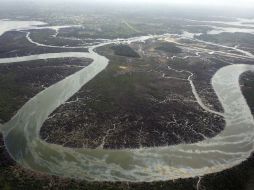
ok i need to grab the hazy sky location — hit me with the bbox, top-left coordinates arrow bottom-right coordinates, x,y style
4,0 -> 254,7
99,0 -> 253,7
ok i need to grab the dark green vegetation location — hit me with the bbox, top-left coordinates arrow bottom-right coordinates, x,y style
0,58 -> 91,122
29,29 -> 86,47
111,44 -> 140,58
58,22 -> 146,40
40,42 -> 224,149
0,31 -> 87,58
155,42 -> 182,53
196,33 -> 254,54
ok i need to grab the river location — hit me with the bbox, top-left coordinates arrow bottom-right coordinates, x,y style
0,20 -> 254,182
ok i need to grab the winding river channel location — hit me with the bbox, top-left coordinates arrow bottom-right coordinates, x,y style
0,20 -> 254,181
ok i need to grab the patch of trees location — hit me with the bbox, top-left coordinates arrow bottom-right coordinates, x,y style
156,42 -> 182,53
111,45 -> 140,58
